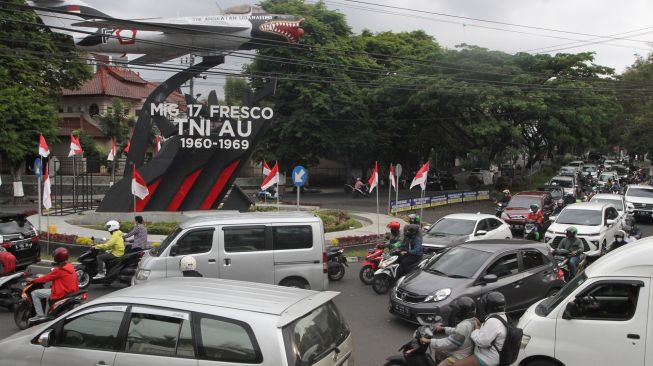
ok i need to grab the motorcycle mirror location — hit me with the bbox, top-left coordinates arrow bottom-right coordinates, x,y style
37,330 -> 53,347
423,225 -> 431,231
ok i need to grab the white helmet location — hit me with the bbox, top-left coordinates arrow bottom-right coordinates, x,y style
179,256 -> 197,272
105,220 -> 120,232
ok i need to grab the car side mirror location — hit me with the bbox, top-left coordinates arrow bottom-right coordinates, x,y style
476,230 -> 487,236
423,225 -> 431,231
562,301 -> 581,320
37,329 -> 52,347
169,246 -> 178,257
606,219 -> 615,226
481,274 -> 498,284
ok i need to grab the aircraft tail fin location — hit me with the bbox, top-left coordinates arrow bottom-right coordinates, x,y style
26,0 -> 111,36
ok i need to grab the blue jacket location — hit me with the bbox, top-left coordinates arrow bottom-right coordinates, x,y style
407,235 -> 423,256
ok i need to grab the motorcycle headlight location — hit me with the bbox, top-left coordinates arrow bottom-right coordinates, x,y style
424,288 -> 451,302
136,269 -> 151,281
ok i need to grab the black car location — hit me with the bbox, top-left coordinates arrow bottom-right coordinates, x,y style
389,240 -> 564,324
426,170 -> 458,191
0,214 -> 40,268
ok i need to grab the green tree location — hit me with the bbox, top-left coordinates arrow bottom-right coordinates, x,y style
619,54 -> 653,158
224,77 -> 251,106
0,0 -> 91,200
95,98 -> 134,183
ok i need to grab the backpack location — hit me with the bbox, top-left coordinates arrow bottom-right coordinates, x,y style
490,315 -> 523,366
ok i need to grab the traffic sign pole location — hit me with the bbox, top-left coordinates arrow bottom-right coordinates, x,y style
297,188 -> 300,211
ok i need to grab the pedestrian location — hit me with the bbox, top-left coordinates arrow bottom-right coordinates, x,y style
123,215 -> 148,252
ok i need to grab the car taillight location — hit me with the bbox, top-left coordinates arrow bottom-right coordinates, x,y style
323,251 -> 327,273
81,293 -> 88,301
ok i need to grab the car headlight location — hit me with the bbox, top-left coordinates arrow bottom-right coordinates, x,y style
136,269 -> 151,281
424,288 -> 451,302
521,334 -> 531,348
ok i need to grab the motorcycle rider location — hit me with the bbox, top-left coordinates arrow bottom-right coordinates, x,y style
557,226 -> 584,278
419,297 -> 477,365
397,224 -> 423,277
354,177 -> 365,191
180,256 -> 202,277
625,216 -> 642,241
92,220 -> 125,279
408,214 -> 422,226
608,230 -> 628,252
123,215 -> 148,253
28,248 -> 79,323
385,221 -> 403,249
454,292 -> 508,366
552,199 -> 565,215
497,189 -> 511,205
0,247 -> 16,275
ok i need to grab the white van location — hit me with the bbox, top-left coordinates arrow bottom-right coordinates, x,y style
516,238 -> 653,366
133,212 -> 329,290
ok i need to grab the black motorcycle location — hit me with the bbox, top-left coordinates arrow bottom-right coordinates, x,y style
327,247 -> 348,281
495,202 -> 507,218
75,247 -> 144,289
553,248 -> 586,282
13,282 -> 87,330
384,316 -> 442,366
0,272 -> 27,311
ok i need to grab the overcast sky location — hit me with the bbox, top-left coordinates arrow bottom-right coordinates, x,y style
83,0 -> 653,97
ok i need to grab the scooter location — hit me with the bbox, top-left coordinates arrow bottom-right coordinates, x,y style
75,246 -> 144,289
523,220 -> 541,241
383,316 -> 443,366
0,272 -> 27,311
327,247 -> 348,281
553,248 -> 586,282
372,251 -> 430,294
13,282 -> 87,330
359,243 -> 387,285
495,202 -> 507,218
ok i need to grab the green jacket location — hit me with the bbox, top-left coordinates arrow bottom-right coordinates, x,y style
558,237 -> 583,253
96,230 -> 125,257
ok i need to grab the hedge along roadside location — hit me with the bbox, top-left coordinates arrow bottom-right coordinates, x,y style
391,190 -> 490,213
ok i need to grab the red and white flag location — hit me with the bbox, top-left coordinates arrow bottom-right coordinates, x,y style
261,162 -> 279,190
107,138 -> 116,161
68,134 -> 83,157
368,162 -> 379,193
131,166 -> 149,200
124,139 -> 131,154
410,162 -> 430,190
43,164 -> 52,210
389,164 -> 397,191
262,160 -> 272,176
38,133 -> 50,158
155,135 -> 161,153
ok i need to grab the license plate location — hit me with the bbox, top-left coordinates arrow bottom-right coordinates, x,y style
15,242 -> 29,250
394,303 -> 410,317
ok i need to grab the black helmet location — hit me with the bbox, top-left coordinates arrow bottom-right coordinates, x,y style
404,224 -> 420,238
482,291 -> 506,314
530,204 -> 539,213
451,296 -> 476,319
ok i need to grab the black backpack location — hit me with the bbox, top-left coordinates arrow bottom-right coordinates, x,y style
490,315 -> 523,366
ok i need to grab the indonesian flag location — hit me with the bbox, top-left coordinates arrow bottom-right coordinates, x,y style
43,164 -> 52,210
107,138 -> 116,161
124,139 -> 131,154
38,133 -> 50,158
155,135 -> 162,153
389,164 -> 397,191
131,166 -> 149,200
261,162 -> 279,190
368,161 -> 379,193
410,162 -> 430,190
68,134 -> 83,157
262,160 -> 272,176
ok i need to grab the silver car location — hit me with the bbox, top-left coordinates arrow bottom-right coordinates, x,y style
0,278 -> 354,366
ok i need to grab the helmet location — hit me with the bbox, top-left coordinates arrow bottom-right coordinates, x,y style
557,199 -> 564,206
481,291 -> 506,314
530,204 -> 539,212
451,296 -> 476,319
179,256 -> 197,272
565,226 -> 578,236
105,220 -> 120,232
53,247 -> 69,264
408,214 -> 421,224
622,225 -> 632,234
404,224 -> 420,238
386,221 -> 401,231
502,189 -> 511,195
615,230 -> 626,238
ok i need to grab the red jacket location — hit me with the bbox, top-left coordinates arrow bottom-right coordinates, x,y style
527,210 -> 544,225
32,263 -> 79,300
0,252 -> 16,274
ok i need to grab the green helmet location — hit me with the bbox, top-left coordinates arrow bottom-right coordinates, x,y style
566,226 -> 578,236
408,214 -> 421,224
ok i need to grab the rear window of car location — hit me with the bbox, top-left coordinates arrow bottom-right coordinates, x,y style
0,217 -> 33,235
283,301 -> 350,366
550,179 -> 573,188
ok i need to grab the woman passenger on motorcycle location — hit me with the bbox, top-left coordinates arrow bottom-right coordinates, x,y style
92,220 -> 125,279
625,216 -> 642,241
419,297 -> 477,366
397,224 -> 423,277
28,248 -> 79,323
385,221 -> 403,249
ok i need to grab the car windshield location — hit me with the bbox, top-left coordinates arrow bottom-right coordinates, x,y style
537,273 -> 588,316
150,227 -> 182,256
507,196 -> 540,208
0,217 -> 32,235
590,198 -> 623,211
423,247 -> 491,278
427,218 -> 476,236
627,188 -> 653,198
556,209 -> 602,226
550,179 -> 573,188
283,301 -> 350,366
599,174 -> 615,181
582,166 -> 596,172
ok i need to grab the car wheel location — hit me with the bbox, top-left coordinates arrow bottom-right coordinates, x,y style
280,278 -> 308,289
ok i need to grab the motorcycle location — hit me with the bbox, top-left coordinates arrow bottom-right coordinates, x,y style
495,202 -> 507,218
327,247 -> 348,281
372,251 -> 431,294
75,246 -> 144,289
553,248 -> 586,282
383,316 -> 443,366
13,282 -> 87,330
0,272 -> 27,311
359,243 -> 387,285
523,220 -> 541,241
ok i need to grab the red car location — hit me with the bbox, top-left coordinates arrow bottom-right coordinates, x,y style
501,191 -> 553,231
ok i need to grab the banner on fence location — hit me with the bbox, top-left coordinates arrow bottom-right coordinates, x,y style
477,190 -> 490,200
391,199 -> 413,213
463,191 -> 477,202
431,195 -> 447,207
411,196 -> 431,209
390,189 -> 492,212
447,192 -> 463,204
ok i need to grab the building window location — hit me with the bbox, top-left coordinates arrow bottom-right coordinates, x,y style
89,104 -> 99,116
66,106 -> 73,113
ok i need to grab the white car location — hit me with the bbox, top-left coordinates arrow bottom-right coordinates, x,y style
625,184 -> 653,219
422,213 -> 513,252
549,176 -> 576,197
558,166 -> 577,177
581,164 -> 598,178
589,193 -> 631,218
603,159 -> 616,169
567,160 -> 584,172
545,202 -> 622,258
597,171 -> 618,187
516,239 -> 653,366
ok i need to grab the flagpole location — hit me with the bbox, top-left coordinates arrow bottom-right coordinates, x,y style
387,166 -> 392,215
46,209 -> 50,255
37,173 -> 42,232
420,186 -> 425,225
72,155 -> 76,213
376,176 -> 380,234
133,165 -> 137,217
395,175 -> 399,217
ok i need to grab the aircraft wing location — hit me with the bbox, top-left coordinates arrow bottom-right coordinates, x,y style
130,52 -> 189,65
71,19 -> 249,34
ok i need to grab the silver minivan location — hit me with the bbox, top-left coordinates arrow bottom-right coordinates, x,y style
0,278 -> 354,366
133,212 -> 329,290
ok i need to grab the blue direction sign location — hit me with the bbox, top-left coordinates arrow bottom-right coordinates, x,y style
34,158 -> 42,177
292,166 -> 308,187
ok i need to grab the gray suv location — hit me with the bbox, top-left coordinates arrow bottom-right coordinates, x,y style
0,278 -> 354,366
